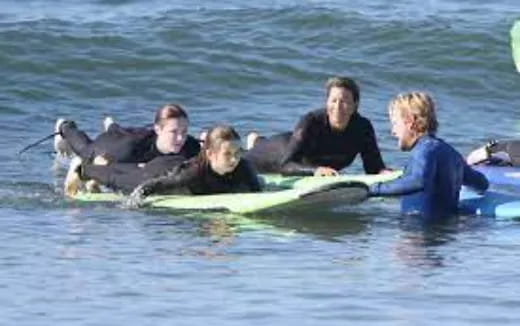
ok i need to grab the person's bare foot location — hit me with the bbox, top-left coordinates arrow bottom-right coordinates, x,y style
466,147 -> 488,165
103,116 -> 115,132
64,156 -> 83,197
54,118 -> 73,157
246,132 -> 260,150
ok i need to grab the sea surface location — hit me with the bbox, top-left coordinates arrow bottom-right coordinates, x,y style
1,0 -> 520,325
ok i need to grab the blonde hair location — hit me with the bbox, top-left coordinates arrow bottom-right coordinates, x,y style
388,91 -> 438,134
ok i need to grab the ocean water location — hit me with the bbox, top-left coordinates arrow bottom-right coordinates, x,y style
1,1 -> 520,324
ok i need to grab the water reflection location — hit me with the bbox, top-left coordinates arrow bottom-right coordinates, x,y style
394,214 -> 494,269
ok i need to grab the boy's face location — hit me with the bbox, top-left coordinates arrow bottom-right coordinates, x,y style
390,110 -> 416,151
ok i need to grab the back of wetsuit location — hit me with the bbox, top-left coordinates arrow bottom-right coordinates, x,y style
244,132 -> 291,173
136,158 -> 262,196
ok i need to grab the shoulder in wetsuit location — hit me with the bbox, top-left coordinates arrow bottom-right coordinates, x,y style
245,109 -> 386,176
369,134 -> 489,220
59,121 -> 200,163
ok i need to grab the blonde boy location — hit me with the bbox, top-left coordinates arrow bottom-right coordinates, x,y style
369,92 -> 488,220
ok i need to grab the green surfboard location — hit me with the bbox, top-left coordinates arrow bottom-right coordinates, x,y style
73,172 -> 402,215
511,20 -> 520,72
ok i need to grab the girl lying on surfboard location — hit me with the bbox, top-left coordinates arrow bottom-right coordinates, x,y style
67,125 -> 262,204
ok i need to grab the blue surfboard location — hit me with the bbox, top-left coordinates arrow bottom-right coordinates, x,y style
459,187 -> 520,219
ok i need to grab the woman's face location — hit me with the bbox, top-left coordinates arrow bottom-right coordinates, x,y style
326,86 -> 356,131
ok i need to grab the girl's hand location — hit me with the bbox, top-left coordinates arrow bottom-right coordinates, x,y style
314,166 -> 339,176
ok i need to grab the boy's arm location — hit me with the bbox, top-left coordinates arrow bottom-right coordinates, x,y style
462,164 -> 489,193
370,148 -> 435,196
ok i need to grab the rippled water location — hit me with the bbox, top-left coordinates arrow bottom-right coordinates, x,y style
1,1 -> 520,324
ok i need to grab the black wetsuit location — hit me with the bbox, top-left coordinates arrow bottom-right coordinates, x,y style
60,121 -> 200,163
244,109 -> 386,176
487,140 -> 520,166
82,157 -> 262,195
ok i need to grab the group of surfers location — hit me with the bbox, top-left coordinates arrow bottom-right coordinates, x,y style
53,76 -> 518,220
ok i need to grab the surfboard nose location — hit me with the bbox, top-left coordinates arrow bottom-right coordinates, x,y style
511,20 -> 520,72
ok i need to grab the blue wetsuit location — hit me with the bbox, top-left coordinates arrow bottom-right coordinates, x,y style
369,134 -> 489,220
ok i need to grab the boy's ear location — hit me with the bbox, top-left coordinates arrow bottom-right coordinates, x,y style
205,148 -> 213,160
403,115 -> 415,129
153,123 -> 161,135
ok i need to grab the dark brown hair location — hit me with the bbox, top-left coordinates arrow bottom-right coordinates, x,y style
325,76 -> 360,107
154,103 -> 188,126
198,125 -> 241,163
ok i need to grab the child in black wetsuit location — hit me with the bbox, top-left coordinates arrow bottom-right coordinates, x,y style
59,104 -> 201,196
72,125 -> 261,203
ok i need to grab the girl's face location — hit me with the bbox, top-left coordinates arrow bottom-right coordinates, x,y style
207,140 -> 241,175
326,86 -> 355,131
390,109 -> 416,151
154,118 -> 188,154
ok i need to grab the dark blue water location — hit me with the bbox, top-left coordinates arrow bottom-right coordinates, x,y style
1,1 -> 520,324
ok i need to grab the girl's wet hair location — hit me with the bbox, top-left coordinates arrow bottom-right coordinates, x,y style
201,125 -> 240,151
325,76 -> 360,107
198,125 -> 241,163
154,103 -> 188,126
388,91 -> 439,134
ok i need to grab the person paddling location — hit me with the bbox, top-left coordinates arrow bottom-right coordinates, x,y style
58,104 -> 201,196
55,103 -> 200,164
69,125 -> 261,202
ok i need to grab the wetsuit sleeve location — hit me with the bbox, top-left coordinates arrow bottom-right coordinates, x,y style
134,163 -> 199,197
240,160 -> 262,192
360,120 -> 386,174
82,163 -> 151,193
462,164 -> 489,193
370,148 -> 434,196
279,114 -> 317,176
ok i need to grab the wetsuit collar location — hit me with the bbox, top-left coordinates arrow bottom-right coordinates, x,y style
324,109 -> 358,133
410,133 -> 433,150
